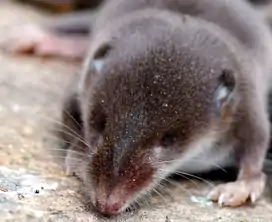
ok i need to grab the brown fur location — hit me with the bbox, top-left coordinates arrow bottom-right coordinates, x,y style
2,0 -> 272,217
57,0 -> 272,216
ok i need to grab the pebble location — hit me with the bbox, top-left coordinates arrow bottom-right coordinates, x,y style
22,126 -> 34,136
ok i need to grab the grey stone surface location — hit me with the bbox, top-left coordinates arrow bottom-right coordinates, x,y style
0,1 -> 272,221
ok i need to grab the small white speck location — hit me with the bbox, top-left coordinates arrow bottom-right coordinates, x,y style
11,104 -> 21,113
22,126 -> 33,136
93,59 -> 104,72
217,86 -> 228,100
31,210 -> 44,218
163,103 -> 168,107
251,193 -> 257,203
190,196 -> 213,207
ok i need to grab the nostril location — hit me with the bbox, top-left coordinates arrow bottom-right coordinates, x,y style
95,190 -> 126,216
95,199 -> 121,216
105,202 -> 121,215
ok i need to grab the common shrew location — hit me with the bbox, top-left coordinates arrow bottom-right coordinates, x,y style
2,0 -> 272,217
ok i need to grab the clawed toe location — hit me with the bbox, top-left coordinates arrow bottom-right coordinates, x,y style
207,174 -> 266,207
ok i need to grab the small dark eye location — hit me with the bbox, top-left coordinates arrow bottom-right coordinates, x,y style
93,43 -> 112,60
95,116 -> 106,133
161,133 -> 177,147
90,109 -> 107,133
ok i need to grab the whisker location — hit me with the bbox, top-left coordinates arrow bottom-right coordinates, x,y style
173,171 -> 214,188
159,177 -> 193,197
47,148 -> 87,157
138,195 -> 152,209
171,172 -> 200,188
45,127 -> 90,150
191,158 -> 228,173
43,132 -> 86,151
159,159 -> 227,173
64,110 -> 83,131
152,188 -> 168,206
43,136 -> 91,155
46,155 -> 84,162
129,188 -> 154,212
157,183 -> 175,200
34,113 -> 85,141
43,132 -> 76,145
142,190 -> 154,207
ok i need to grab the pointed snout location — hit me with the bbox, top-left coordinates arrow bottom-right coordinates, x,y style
95,190 -> 127,216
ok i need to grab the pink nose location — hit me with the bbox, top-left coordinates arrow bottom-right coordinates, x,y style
96,200 -> 123,216
104,202 -> 122,215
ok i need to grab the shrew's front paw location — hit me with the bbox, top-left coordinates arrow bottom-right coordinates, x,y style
0,25 -> 56,56
207,173 -> 266,207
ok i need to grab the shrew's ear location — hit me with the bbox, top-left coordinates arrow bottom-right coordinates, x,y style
80,42 -> 112,92
215,69 -> 237,120
91,43 -> 112,72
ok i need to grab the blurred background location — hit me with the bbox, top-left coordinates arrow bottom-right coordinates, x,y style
15,0 -> 103,12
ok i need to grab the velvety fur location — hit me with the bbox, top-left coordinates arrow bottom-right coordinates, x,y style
57,0 -> 272,216
2,0 -> 272,217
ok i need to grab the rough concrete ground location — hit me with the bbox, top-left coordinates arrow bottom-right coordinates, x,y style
0,1 -> 272,221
